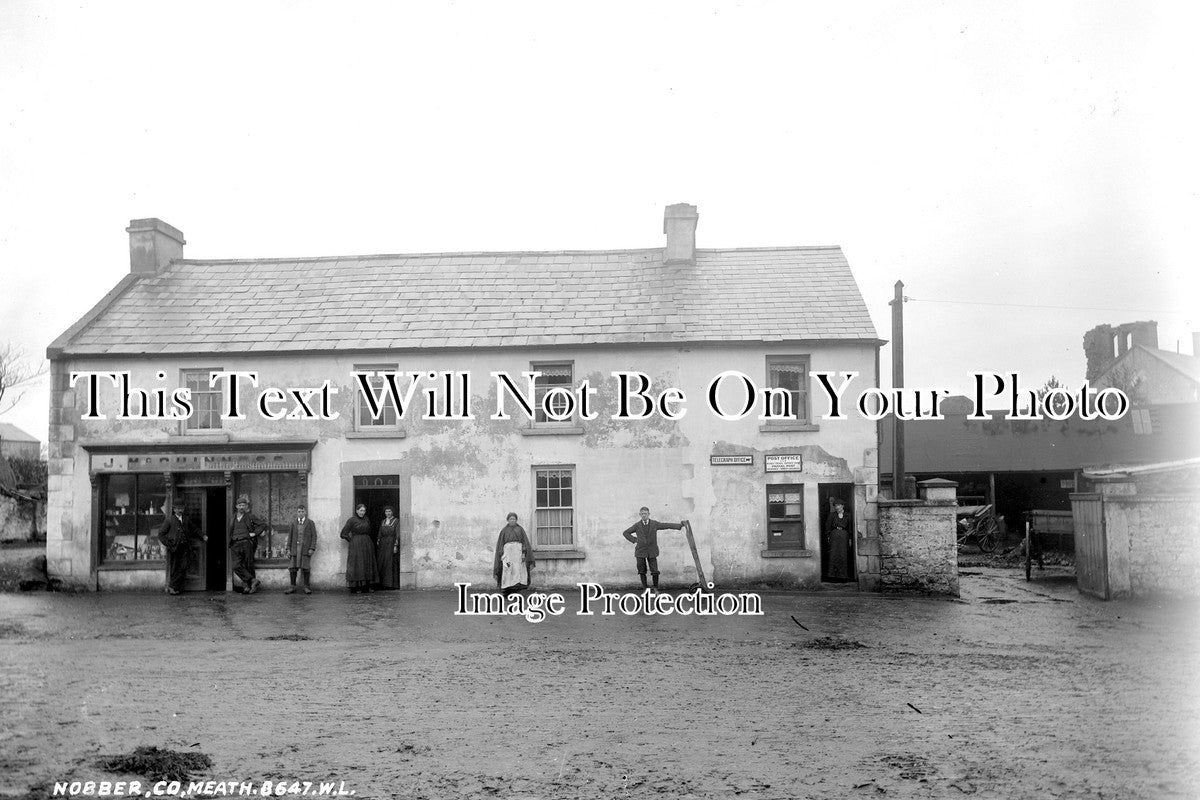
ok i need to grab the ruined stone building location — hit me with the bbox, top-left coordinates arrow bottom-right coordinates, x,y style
1085,321 -> 1200,405
45,206 -> 882,591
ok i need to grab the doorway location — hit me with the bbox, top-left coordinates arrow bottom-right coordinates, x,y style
353,476 -> 400,544
182,486 -> 228,591
819,482 -> 855,582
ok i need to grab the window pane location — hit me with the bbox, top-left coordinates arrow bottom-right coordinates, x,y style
268,473 -> 304,558
534,363 -> 574,423
136,475 -> 168,561
767,484 -> 803,549
236,474 -> 271,558
103,475 -> 136,562
534,468 -> 574,546
357,371 -> 399,426
767,359 -> 809,422
184,370 -> 223,430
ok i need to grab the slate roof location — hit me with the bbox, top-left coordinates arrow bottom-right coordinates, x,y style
0,422 -> 39,444
1142,347 -> 1200,385
52,247 -> 878,356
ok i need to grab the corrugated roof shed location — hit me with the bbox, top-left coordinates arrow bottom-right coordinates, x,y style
52,246 -> 878,356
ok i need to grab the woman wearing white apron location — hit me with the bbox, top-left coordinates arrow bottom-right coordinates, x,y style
493,512 -> 535,596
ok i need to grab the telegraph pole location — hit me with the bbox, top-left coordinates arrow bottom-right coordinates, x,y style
890,280 -> 905,499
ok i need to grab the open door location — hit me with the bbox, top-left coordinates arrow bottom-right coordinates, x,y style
819,482 -> 855,582
182,487 -> 228,591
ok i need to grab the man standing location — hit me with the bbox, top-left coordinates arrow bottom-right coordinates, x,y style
285,503 -> 317,594
622,506 -> 686,592
229,494 -> 267,594
158,498 -> 206,595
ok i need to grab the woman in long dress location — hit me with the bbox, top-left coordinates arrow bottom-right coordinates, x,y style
493,512 -> 535,596
375,505 -> 400,590
340,503 -> 377,593
826,498 -> 852,581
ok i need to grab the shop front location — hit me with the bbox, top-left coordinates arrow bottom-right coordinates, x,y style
85,442 -> 315,591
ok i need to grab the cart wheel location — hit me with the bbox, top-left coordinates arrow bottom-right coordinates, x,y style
978,518 -> 1000,553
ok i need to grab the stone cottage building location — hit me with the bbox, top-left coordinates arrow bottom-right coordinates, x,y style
46,206 -> 883,591
0,422 -> 41,461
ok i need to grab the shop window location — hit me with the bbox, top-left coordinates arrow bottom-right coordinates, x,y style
182,369 -> 223,431
767,484 -> 804,549
534,466 -> 574,547
236,473 -> 305,561
765,356 -> 810,423
101,474 -> 168,563
532,362 -> 575,426
354,363 -> 402,432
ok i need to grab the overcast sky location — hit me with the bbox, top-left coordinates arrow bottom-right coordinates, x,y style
1,1 -> 1196,445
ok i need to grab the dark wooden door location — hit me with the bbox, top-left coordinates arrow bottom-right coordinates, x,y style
819,482 -> 855,582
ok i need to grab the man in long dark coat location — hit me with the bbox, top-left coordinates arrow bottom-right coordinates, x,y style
284,503 -> 317,594
622,506 -> 686,591
158,499 -> 206,595
229,494 -> 268,594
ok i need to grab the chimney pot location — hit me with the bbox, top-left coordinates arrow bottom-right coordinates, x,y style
663,203 -> 698,264
127,218 -> 185,273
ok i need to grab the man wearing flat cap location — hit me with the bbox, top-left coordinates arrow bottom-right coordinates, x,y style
157,498 -> 206,595
229,494 -> 268,594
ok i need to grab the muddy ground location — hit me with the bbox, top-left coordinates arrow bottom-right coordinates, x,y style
1,568 -> 1197,800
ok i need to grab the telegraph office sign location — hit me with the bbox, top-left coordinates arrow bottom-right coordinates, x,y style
710,455 -> 753,466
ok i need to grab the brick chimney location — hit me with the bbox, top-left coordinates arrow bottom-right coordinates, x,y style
663,203 -> 698,264
127,218 -> 185,273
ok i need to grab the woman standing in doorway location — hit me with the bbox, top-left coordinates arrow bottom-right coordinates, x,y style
493,512 -> 534,596
826,498 -> 852,582
340,503 -> 377,593
375,505 -> 401,590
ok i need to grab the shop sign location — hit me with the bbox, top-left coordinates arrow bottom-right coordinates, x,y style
90,451 -> 310,473
710,455 -> 753,466
764,454 -> 804,473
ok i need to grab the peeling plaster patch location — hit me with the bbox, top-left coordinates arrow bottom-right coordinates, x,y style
764,444 -> 851,481
704,441 -> 851,588
579,370 -> 689,450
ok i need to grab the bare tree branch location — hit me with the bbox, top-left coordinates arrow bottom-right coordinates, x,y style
0,343 -> 48,415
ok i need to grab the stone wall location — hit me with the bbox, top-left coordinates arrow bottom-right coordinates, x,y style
854,448 -> 880,590
46,360 -> 79,579
1103,494 -> 1200,598
0,493 -> 44,541
874,479 -> 958,595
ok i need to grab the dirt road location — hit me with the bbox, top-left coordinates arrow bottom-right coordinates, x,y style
1,568 -> 1197,799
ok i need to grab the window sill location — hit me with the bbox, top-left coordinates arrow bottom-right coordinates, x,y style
760,549 -> 814,558
171,432 -> 230,443
518,426 -> 584,436
533,549 -> 586,560
346,429 -> 407,439
758,422 -> 820,433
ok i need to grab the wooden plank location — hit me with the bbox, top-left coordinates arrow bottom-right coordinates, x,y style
682,520 -> 710,591
1071,494 -> 1108,599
